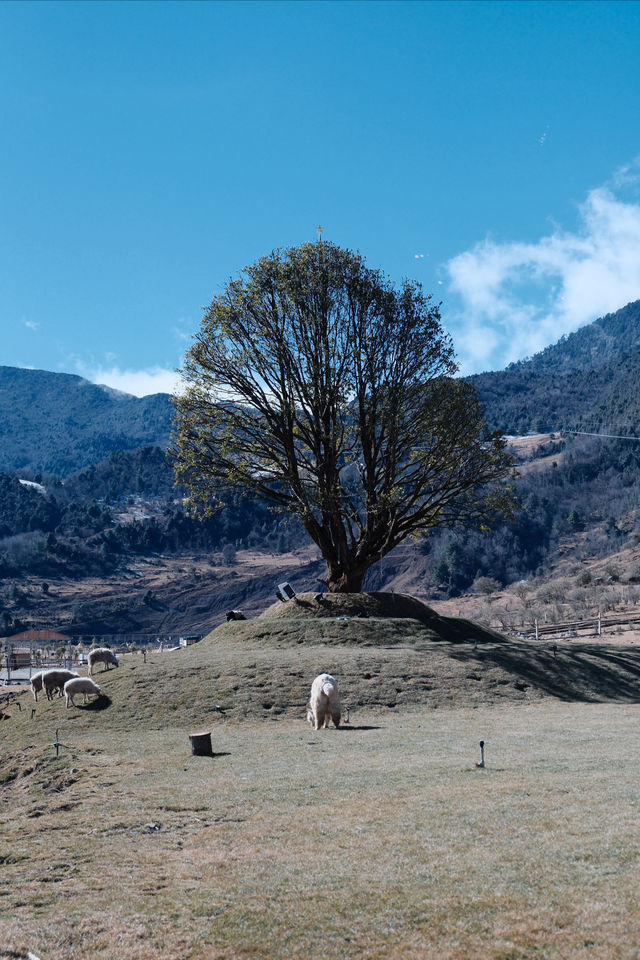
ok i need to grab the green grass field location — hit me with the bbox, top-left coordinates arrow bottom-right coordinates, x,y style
2,594 -> 640,959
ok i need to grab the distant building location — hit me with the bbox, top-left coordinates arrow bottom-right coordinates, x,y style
4,630 -> 73,671
8,648 -> 31,669
179,634 -> 202,647
7,629 -> 69,645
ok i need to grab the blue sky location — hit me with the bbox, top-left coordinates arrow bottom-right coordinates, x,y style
4,0 -> 640,395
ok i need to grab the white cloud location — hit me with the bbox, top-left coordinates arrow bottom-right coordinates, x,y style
23,319 -> 39,331
445,171 -> 640,374
82,364 -> 183,397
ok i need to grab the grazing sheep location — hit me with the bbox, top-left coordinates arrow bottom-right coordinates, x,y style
306,673 -> 341,730
88,647 -> 119,676
42,669 -> 79,701
30,671 -> 45,701
64,677 -> 101,708
226,610 -> 247,621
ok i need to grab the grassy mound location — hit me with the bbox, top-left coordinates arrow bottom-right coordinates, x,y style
260,590 -> 447,622
227,590 -> 507,647
4,593 -> 640,748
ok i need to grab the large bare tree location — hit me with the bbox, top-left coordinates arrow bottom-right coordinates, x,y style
172,242 -> 514,593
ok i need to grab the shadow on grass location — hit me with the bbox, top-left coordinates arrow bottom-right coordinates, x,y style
428,612 -> 508,644
448,640 -> 640,702
339,724 -> 382,732
79,694 -> 113,711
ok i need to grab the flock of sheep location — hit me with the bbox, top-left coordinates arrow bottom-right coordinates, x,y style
28,643 -> 341,728
29,647 -> 118,708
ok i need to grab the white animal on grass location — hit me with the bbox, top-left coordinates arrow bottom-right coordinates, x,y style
64,677 -> 101,708
306,673 -> 341,729
30,670 -> 44,701
42,669 -> 80,701
88,647 -> 119,676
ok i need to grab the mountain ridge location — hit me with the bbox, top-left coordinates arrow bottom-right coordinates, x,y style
4,298 -> 640,475
0,365 -> 173,476
469,298 -> 640,434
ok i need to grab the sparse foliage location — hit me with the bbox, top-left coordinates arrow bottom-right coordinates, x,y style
221,543 -> 237,565
472,576 -> 501,595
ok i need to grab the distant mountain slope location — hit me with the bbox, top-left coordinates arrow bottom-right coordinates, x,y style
0,367 -> 173,475
520,300 -> 640,374
471,299 -> 640,434
4,300 -> 640,477
63,445 -> 177,502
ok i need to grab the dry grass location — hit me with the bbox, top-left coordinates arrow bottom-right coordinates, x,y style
2,705 -> 640,959
2,596 -> 640,959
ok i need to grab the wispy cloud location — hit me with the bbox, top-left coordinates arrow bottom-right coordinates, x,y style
445,165 -> 640,374
172,316 -> 195,344
76,363 -> 183,397
23,319 -> 39,331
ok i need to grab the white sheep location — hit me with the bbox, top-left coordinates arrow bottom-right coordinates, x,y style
42,669 -> 80,701
64,676 -> 101,708
306,673 -> 341,729
30,670 -> 45,701
88,647 -> 119,676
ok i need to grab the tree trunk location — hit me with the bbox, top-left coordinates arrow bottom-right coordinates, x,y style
323,567 -> 366,593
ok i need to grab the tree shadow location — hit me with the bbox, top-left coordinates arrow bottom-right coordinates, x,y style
426,611 -> 508,644
448,640 -> 640,702
291,598 -> 315,611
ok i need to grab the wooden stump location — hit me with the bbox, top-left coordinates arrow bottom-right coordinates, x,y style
189,730 -> 213,756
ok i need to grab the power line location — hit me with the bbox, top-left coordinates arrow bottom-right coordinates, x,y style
566,430 -> 640,442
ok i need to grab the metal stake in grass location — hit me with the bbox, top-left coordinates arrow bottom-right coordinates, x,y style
475,740 -> 485,768
53,729 -> 62,758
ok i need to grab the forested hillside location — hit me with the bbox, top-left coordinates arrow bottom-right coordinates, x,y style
471,299 -> 640,435
0,447 -> 303,583
415,433 -> 640,597
517,300 -> 640,374
4,299 -> 640,477
2,432 -> 640,600
4,299 -> 640,636
0,366 -> 173,475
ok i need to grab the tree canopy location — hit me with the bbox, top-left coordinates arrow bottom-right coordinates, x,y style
172,241 -> 515,592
